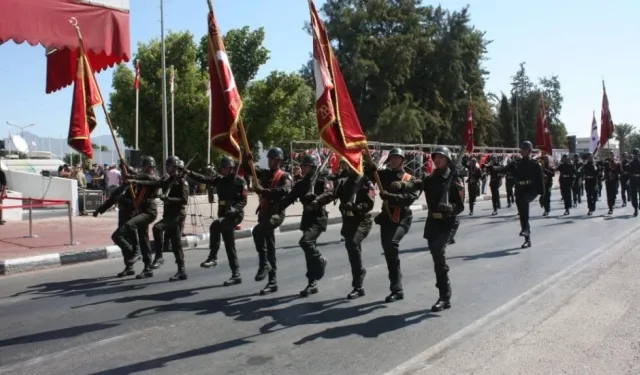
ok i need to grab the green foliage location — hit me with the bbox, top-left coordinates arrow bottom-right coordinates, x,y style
615,123 -> 636,153
91,143 -> 109,151
63,153 -> 92,169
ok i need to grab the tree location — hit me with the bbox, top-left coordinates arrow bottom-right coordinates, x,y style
615,123 -> 635,153
63,153 -> 91,169
498,94 -> 515,147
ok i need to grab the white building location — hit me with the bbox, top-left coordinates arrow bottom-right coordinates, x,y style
576,137 -> 619,157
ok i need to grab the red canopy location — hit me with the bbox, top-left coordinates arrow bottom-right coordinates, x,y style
0,0 -> 130,93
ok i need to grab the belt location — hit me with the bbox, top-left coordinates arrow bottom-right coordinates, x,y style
517,181 -> 531,185
429,212 -> 444,219
585,176 -> 595,179
561,175 -> 571,177
344,210 -> 354,217
219,201 -> 226,205
632,174 -> 640,177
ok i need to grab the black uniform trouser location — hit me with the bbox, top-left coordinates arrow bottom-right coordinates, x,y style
585,181 -> 598,211
116,208 -> 138,266
515,190 -> 537,234
207,186 -> 216,203
112,212 -> 156,266
208,215 -> 242,272
490,182 -> 501,211
605,181 -> 618,210
468,184 -> 479,212
424,217 -> 453,301
506,179 -> 515,204
597,178 -> 603,197
630,180 -> 640,209
300,217 -> 328,282
572,180 -> 582,204
252,213 -> 285,274
380,217 -> 411,293
342,216 -> 372,288
560,186 -> 573,210
620,178 -> 629,204
541,184 -> 552,212
152,215 -> 185,267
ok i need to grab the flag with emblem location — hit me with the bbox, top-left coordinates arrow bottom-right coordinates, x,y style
309,0 -> 367,174
535,95 -> 553,154
463,102 -> 474,153
133,60 -> 140,89
206,2 -> 242,160
68,31 -> 102,160
600,80 -> 614,144
589,111 -> 599,154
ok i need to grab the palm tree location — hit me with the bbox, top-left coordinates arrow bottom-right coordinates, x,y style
615,123 -> 635,153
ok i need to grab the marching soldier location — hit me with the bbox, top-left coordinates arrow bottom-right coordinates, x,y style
206,163 -> 217,204
620,152 -> 630,207
627,148 -> 640,216
495,141 -> 543,248
466,157 -> 483,215
485,156 -> 503,215
280,155 -> 330,297
315,163 -> 375,299
505,157 -> 516,208
540,155 -> 555,216
557,154 -> 575,215
572,153 -> 584,206
186,156 -> 247,286
596,158 -> 605,198
603,153 -> 621,215
245,147 -> 292,295
370,147 -> 419,303
408,146 -> 464,312
583,153 -> 599,215
129,156 -> 189,281
112,156 -> 159,277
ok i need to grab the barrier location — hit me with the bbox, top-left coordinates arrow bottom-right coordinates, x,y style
0,196 -> 77,245
4,170 -> 78,215
1,191 -> 23,221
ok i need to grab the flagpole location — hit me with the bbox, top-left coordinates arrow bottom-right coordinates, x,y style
160,0 -> 169,174
170,65 -> 175,155
135,65 -> 140,150
207,82 -> 212,165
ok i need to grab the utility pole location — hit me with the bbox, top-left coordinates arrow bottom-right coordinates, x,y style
160,0 -> 169,174
6,121 -> 36,138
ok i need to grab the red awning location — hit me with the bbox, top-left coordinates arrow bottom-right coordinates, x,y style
0,0 -> 130,93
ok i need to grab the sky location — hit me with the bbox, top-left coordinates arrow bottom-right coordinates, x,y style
0,0 -> 637,142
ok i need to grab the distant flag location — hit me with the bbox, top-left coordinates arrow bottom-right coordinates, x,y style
133,60 -> 140,89
589,111 -> 599,154
463,102 -> 474,153
169,66 -> 175,94
600,80 -> 614,144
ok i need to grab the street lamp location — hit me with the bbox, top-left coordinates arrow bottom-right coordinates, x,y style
6,121 -> 35,138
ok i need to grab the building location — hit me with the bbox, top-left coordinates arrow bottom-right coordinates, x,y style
576,137 -> 619,157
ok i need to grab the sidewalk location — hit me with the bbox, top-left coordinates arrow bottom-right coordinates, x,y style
388,224 -> 640,375
0,181 -> 559,275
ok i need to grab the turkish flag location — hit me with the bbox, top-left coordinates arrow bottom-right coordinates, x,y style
600,80 -> 614,144
207,8 -> 242,160
535,96 -> 553,154
133,60 -> 140,89
68,39 -> 102,160
309,0 -> 367,174
463,103 -> 474,153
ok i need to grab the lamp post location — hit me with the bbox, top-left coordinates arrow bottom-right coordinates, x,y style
160,0 -> 169,174
6,121 -> 35,138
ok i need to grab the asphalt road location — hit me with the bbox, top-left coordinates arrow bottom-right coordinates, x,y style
0,195 -> 638,375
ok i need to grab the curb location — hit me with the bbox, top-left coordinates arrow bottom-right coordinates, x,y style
0,188 -> 557,276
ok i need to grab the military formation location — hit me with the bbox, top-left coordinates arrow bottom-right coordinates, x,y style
93,141 -> 640,313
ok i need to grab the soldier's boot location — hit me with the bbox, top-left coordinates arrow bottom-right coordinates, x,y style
136,264 -> 154,279
385,290 -> 404,303
117,266 -> 135,278
432,279 -> 452,312
564,209 -> 570,215
169,266 -> 188,282
151,256 -> 164,270
608,208 -> 613,215
634,208 -> 638,217
347,268 -> 366,299
300,280 -> 319,297
315,257 -> 328,280
491,210 -> 498,216
200,258 -> 218,269
259,272 -> 278,295
254,253 -> 271,281
448,238 -> 456,245
521,235 -> 531,248
469,206 -> 474,216
223,272 -> 242,286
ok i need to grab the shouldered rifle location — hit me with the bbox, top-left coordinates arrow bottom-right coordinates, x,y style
162,153 -> 198,196
439,146 -> 467,207
309,152 -> 333,194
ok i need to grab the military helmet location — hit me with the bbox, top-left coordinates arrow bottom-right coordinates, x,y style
165,155 -> 180,167
633,148 -> 640,156
267,147 -> 284,160
431,146 -> 452,161
388,147 -> 405,159
141,156 -> 156,168
586,152 -> 593,158
219,155 -> 235,169
301,154 -> 318,167
520,141 -> 533,151
178,160 -> 185,168
573,153 -> 580,158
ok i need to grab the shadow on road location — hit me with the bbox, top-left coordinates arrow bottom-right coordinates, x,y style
0,322 -> 119,348
448,247 -> 522,261
10,276 -> 166,300
278,240 -> 343,251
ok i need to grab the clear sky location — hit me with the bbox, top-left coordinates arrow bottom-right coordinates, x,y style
0,0 -> 636,141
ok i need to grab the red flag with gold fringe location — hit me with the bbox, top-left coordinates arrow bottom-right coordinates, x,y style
207,6 -> 242,160
463,103 -> 474,153
68,39 -> 101,160
600,80 -> 614,144
535,95 -> 553,154
309,0 -> 367,174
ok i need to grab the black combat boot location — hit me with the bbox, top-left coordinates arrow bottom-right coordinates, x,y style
432,278 -> 452,312
634,208 -> 638,217
347,269 -> 367,300
223,272 -> 242,286
117,266 -> 135,278
169,266 -> 188,282
136,265 -> 154,279
385,290 -> 404,303
521,235 -> 531,248
608,208 -> 613,215
491,210 -> 498,216
255,264 -> 270,282
200,258 -> 217,268
300,280 -> 319,297
564,210 -> 570,215
151,257 -> 164,270
259,272 -> 278,295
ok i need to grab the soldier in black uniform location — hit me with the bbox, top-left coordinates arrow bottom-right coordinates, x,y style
596,158 -> 605,198
603,154 -> 621,215
495,141 -> 543,248
407,146 -> 464,312
505,157 -> 516,208
583,153 -> 599,215
280,155 -> 330,297
315,163 -> 375,299
466,157 -> 482,216
370,147 -> 419,303
186,156 -> 247,286
93,178 -> 139,277
620,152 -> 630,207
557,154 -> 575,215
540,155 -> 555,216
627,148 -> 640,216
245,147 -> 292,295
572,153 -> 583,207
485,156 -> 503,215
112,156 -> 159,277
129,156 -> 189,281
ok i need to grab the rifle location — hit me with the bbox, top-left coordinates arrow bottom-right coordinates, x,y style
162,153 -> 198,197
439,146 -> 467,207
308,152 -> 333,194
